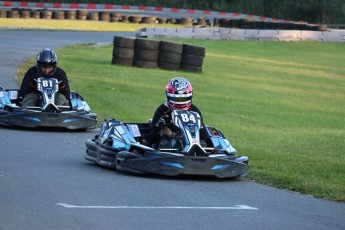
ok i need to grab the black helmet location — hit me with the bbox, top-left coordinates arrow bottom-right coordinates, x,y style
36,48 -> 58,76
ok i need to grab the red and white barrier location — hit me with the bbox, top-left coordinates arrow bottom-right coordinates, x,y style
0,0 -> 294,23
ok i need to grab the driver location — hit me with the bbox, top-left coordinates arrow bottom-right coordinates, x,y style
20,48 -> 70,108
144,77 -> 209,148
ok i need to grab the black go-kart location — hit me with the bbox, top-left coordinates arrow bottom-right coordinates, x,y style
85,110 -> 248,178
0,77 -> 97,130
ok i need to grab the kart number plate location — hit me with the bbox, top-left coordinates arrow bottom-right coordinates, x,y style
9,91 -> 18,100
115,125 -> 126,134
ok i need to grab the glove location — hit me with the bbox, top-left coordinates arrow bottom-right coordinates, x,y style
156,115 -> 170,127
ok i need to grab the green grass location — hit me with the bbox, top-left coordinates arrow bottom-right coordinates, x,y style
10,19 -> 345,202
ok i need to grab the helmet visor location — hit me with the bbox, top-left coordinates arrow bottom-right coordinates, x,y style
167,93 -> 192,104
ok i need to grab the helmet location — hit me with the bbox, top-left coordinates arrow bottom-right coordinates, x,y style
36,48 -> 58,76
166,77 -> 193,110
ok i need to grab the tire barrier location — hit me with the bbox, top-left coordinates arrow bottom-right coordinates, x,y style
157,17 -> 167,24
66,10 -> 76,20
8,8 -> 20,18
1,6 -> 329,31
180,17 -> 194,27
0,1 -> 336,31
100,11 -> 110,21
88,12 -> 99,21
53,11 -> 65,20
21,9 -> 30,19
77,10 -> 87,20
133,38 -> 160,68
129,15 -> 142,23
41,10 -> 52,20
181,44 -> 205,73
112,36 -> 136,66
112,36 -> 205,72
141,16 -> 157,24
31,10 -> 40,19
158,41 -> 183,71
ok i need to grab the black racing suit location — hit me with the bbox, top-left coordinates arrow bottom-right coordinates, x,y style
145,102 -> 210,146
20,66 -> 70,99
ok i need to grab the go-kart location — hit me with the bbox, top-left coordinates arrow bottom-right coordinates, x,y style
0,77 -> 97,130
85,110 -> 248,178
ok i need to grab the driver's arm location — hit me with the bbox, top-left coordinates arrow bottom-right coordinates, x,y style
20,68 -> 38,96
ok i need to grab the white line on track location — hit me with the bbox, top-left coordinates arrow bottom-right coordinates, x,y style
57,203 -> 258,210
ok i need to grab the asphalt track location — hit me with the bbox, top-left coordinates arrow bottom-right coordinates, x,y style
0,30 -> 344,230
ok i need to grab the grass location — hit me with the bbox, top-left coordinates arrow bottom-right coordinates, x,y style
8,18 -> 345,202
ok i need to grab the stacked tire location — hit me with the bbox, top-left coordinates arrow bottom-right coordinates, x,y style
0,10 -> 7,18
112,36 -> 136,66
180,17 -> 194,27
8,9 -> 20,18
112,37 -> 205,72
110,13 -> 122,22
141,16 -> 157,24
41,10 -> 52,19
158,41 -> 183,71
32,10 -> 40,19
134,38 -> 160,68
100,12 -> 110,21
21,9 -> 31,19
77,10 -> 88,20
66,10 -> 77,20
89,12 -> 99,21
53,11 -> 65,20
181,44 -> 205,72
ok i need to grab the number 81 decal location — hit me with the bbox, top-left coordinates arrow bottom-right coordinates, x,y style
42,80 -> 54,87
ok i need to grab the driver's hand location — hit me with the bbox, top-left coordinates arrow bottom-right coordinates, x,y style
156,115 -> 170,127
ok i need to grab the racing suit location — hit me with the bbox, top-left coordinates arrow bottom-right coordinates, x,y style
20,66 -> 70,108
145,102 -> 210,146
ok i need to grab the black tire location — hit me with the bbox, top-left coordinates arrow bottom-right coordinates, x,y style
113,36 -> 136,48
77,10 -> 88,20
181,65 -> 202,72
157,17 -> 167,24
66,10 -> 76,20
129,15 -> 142,23
41,10 -> 52,19
53,11 -> 65,20
112,47 -> 135,59
111,57 -> 133,66
21,10 -> 31,19
158,61 -> 180,70
133,59 -> 158,68
111,12 -> 122,18
89,12 -> 99,21
8,9 -> 20,18
180,17 -> 194,26
159,41 -> 183,53
141,16 -> 157,24
135,38 -> 160,50
159,51 -> 182,64
121,15 -> 129,22
181,54 -> 204,67
182,44 -> 205,56
31,11 -> 40,19
0,10 -> 7,18
134,49 -> 159,62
